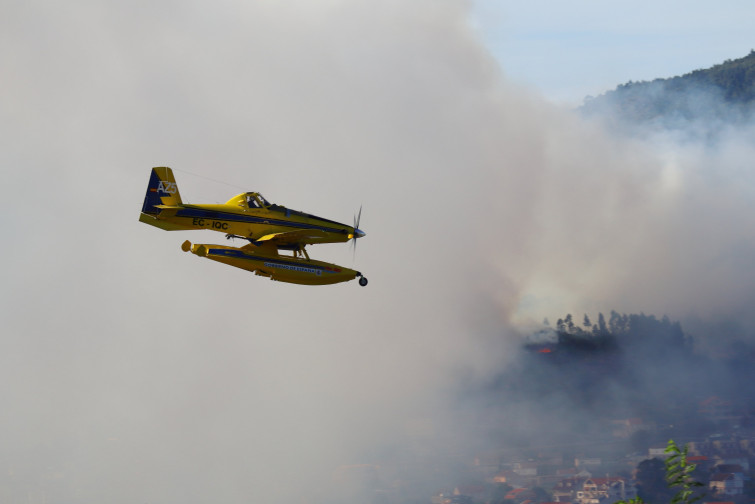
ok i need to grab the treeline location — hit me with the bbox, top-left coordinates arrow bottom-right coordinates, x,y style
581,50 -> 755,127
667,49 -> 755,103
514,311 -> 719,425
470,309 -> 755,452
532,311 -> 690,356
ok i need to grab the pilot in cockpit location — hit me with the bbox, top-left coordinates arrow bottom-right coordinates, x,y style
246,193 -> 271,209
247,194 -> 261,208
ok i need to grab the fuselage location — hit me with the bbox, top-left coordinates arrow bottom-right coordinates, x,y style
142,192 -> 356,246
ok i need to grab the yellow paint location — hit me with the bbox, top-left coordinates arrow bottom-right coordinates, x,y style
141,167 -> 367,286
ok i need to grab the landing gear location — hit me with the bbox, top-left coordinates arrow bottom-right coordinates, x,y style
294,246 -> 310,261
357,273 -> 368,287
225,233 -> 250,241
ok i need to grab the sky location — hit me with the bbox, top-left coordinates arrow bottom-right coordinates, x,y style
1,1 -> 754,503
472,0 -> 755,104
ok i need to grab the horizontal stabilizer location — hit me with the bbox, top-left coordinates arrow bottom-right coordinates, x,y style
139,213 -> 193,231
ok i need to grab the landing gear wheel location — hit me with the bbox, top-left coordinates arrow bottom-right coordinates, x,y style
359,276 -> 368,287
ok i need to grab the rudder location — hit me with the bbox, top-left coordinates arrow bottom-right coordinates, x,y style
141,167 -> 183,214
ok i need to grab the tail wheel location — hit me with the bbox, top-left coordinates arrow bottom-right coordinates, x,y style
359,276 -> 368,287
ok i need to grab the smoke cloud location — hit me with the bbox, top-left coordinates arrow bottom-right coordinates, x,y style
1,1 -> 754,502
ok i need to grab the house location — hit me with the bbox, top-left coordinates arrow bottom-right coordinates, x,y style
687,456 -> 713,480
648,446 -> 669,458
514,462 -> 539,477
492,470 -> 528,487
687,456 -> 709,464
711,439 -> 745,457
553,477 -> 588,503
714,457 -> 749,472
575,477 -> 637,504
689,437 -> 754,461
709,473 -> 744,496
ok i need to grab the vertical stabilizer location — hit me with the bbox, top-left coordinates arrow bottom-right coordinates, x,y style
141,167 -> 183,214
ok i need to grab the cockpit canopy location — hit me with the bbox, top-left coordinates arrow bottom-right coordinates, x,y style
225,192 -> 273,209
245,192 -> 271,209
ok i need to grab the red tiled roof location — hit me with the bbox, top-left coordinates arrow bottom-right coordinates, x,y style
505,488 -> 530,499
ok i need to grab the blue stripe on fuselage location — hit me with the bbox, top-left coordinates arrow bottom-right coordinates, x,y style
174,207 -> 348,234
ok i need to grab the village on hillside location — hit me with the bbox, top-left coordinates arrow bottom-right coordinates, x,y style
427,396 -> 755,504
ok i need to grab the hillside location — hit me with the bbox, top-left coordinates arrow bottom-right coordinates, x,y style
580,50 -> 755,128
459,312 -> 755,451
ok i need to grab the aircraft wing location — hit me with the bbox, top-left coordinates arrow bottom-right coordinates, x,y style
256,229 -> 333,247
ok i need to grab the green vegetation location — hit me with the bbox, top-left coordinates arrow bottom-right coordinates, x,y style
581,50 -> 755,127
530,311 -> 690,358
508,310 -> 755,440
617,440 -> 705,504
665,440 -> 705,504
635,457 -> 673,504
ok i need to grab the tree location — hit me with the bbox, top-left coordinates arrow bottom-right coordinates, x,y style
565,314 -> 575,333
617,441 -> 705,504
598,312 -> 608,334
491,483 -> 514,504
532,486 -> 553,503
636,458 -> 674,504
664,440 -> 705,504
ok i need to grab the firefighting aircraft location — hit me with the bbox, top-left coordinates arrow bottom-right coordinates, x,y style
140,167 -> 367,286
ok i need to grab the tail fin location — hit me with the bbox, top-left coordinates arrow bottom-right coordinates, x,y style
141,167 -> 183,214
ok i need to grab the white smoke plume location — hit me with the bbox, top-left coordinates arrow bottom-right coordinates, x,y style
1,1 -> 754,502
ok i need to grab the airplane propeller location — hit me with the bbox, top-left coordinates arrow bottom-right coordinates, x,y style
349,205 -> 365,258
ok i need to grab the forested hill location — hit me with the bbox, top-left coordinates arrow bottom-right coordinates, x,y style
474,312 -> 755,443
580,50 -> 755,128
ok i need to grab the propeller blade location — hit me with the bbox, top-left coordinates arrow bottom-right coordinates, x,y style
351,205 -> 363,260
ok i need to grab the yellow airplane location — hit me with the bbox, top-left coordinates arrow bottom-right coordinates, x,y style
140,167 -> 368,286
